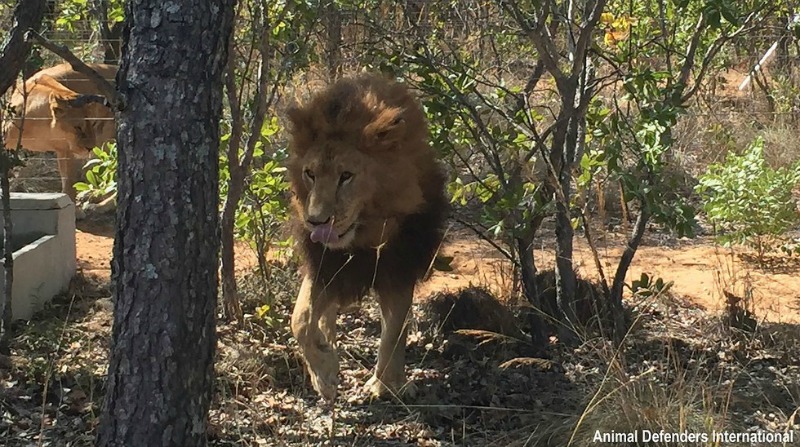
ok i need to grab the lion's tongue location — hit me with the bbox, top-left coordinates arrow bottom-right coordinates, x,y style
310,224 -> 339,244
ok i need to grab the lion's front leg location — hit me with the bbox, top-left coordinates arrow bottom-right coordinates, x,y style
366,283 -> 414,398
56,153 -> 83,202
291,275 -> 340,401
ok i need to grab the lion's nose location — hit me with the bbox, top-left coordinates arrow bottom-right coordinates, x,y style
307,215 -> 332,226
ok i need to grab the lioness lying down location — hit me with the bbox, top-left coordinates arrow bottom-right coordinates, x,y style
286,74 -> 448,400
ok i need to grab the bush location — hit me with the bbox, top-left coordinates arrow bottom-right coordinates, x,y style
74,142 -> 118,202
695,136 -> 800,261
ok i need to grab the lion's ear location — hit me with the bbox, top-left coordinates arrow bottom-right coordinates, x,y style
364,107 -> 406,150
285,103 -> 316,153
285,103 -> 309,131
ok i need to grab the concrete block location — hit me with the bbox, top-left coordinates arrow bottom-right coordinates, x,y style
0,192 -> 76,320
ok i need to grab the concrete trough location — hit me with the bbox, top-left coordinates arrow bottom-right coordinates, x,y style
0,193 -> 76,320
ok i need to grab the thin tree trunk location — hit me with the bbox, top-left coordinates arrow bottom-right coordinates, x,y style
0,0 -> 47,94
90,0 -> 123,64
97,0 -> 235,444
0,164 -> 14,353
0,0 -> 47,351
609,208 -> 649,343
517,231 -> 546,348
324,0 -> 342,79
220,38 -> 245,321
220,11 -> 274,321
551,102 -> 579,342
220,179 -> 243,320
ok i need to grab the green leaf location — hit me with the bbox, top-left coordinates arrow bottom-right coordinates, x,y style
85,170 -> 98,186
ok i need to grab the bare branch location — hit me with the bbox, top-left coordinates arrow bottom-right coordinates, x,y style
680,5 -> 775,103
0,0 -> 46,95
89,0 -> 115,58
454,217 -> 519,266
500,0 -> 567,86
26,30 -> 118,105
570,0 -> 607,79
677,15 -> 706,88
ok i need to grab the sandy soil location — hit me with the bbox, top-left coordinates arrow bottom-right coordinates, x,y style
75,220 -> 800,325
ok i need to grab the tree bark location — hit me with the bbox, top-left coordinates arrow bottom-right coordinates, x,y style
550,97 -> 579,343
96,0 -> 235,445
609,208 -> 649,344
324,0 -> 342,79
0,0 -> 47,94
0,0 -> 47,352
220,14 -> 273,321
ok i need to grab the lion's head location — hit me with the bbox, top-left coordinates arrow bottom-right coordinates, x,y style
3,72 -> 114,158
286,74 -> 437,250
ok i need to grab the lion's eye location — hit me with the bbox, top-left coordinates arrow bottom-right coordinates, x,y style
339,171 -> 353,184
304,169 -> 315,181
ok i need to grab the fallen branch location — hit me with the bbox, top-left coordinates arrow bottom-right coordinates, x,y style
25,29 -> 118,105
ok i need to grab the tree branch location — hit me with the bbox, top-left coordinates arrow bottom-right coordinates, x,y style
90,0 -> 114,46
500,0 -> 568,87
570,0 -> 607,79
26,29 -> 118,105
0,0 -> 47,95
679,7 -> 773,102
677,15 -> 706,89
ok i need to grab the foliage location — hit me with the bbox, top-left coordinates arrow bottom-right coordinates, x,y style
219,116 -> 291,251
695,136 -> 800,259
628,272 -> 674,299
587,70 -> 697,238
74,142 -> 117,201
217,0 -> 317,320
53,0 -> 124,32
229,159 -> 291,248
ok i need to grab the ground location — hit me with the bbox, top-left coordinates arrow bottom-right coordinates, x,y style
1,217 -> 799,446
75,218 -> 800,324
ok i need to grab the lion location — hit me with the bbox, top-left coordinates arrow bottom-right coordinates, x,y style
286,74 -> 449,400
2,63 -> 117,201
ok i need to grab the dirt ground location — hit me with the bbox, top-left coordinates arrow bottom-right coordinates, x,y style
0,217 -> 796,446
75,219 -> 800,324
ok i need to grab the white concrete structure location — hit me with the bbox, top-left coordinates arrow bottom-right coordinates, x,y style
0,193 -> 76,320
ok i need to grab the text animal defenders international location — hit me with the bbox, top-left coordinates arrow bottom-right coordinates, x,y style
593,429 -> 795,443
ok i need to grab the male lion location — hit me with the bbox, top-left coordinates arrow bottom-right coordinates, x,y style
286,74 -> 448,400
3,63 -> 117,201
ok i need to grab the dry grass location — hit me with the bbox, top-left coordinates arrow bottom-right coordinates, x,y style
529,344 -> 740,446
2,258 -> 799,446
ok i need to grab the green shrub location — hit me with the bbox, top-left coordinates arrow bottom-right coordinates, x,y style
695,136 -> 800,260
74,142 -> 118,201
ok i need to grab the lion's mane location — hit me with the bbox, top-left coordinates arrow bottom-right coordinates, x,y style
286,74 -> 449,306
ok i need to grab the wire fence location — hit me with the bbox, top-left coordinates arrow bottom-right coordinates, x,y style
5,2 -> 800,191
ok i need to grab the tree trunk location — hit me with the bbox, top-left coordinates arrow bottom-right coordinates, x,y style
220,17 -> 273,322
0,0 -> 47,351
609,208 -> 649,344
0,0 -> 47,94
324,0 -> 342,79
90,0 -> 124,64
551,101 -> 579,343
517,231 -> 546,347
96,0 -> 235,445
220,178 -> 243,321
0,163 -> 14,353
